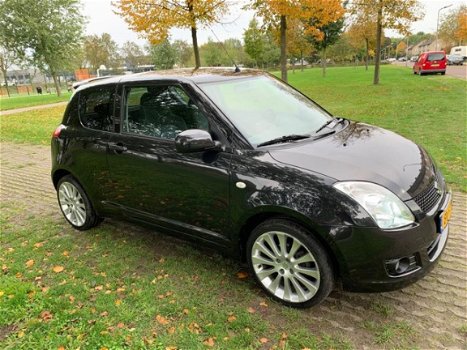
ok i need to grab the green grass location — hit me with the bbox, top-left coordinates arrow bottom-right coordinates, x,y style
0,106 -> 65,145
0,205 -> 352,349
283,65 -> 467,191
0,92 -> 71,111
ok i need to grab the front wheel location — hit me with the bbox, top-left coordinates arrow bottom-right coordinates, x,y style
57,175 -> 102,231
246,219 -> 334,308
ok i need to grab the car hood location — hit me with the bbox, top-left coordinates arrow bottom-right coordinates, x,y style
268,122 -> 436,201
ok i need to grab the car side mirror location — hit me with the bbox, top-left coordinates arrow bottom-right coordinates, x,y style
175,129 -> 222,153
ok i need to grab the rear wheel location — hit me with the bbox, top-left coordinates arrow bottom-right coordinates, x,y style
246,219 -> 334,308
441,71 -> 446,75
57,175 -> 101,231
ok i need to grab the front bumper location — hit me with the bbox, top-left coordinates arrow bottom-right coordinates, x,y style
334,191 -> 451,293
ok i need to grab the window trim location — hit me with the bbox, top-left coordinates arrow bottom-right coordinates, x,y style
77,84 -> 118,134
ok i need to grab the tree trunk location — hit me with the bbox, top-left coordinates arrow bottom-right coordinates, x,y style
51,71 -> 61,96
322,47 -> 327,77
292,58 -> 295,73
365,38 -> 369,71
191,26 -> 201,69
1,68 -> 10,97
373,3 -> 383,85
280,15 -> 287,82
188,1 -> 200,69
300,51 -> 304,72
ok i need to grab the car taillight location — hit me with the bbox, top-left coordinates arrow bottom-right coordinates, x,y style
52,125 -> 66,138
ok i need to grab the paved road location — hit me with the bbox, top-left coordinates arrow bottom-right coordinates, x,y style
0,101 -> 67,116
1,142 -> 466,349
393,61 -> 467,79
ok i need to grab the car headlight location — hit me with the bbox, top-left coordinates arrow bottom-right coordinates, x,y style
333,181 -> 415,229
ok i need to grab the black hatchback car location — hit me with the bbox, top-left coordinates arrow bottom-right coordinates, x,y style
51,68 -> 452,307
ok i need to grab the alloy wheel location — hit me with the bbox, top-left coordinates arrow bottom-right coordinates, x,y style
251,231 -> 320,303
58,181 -> 87,227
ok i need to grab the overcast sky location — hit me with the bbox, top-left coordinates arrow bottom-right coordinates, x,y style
82,0 -> 466,47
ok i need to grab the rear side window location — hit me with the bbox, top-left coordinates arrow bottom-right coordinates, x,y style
427,53 -> 445,61
63,94 -> 79,124
79,86 -> 115,132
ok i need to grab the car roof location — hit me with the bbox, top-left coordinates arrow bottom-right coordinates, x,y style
76,67 -> 267,91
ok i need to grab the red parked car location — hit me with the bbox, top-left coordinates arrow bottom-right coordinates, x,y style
413,51 -> 446,76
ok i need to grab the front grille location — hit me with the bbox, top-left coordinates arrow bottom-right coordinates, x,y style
412,181 -> 441,213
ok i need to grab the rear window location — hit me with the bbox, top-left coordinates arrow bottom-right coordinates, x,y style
427,53 -> 445,61
79,85 -> 115,132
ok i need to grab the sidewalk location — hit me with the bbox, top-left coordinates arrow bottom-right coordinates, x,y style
0,101 -> 67,116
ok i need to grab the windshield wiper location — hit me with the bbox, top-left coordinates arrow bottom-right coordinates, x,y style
257,134 -> 310,147
315,117 -> 345,134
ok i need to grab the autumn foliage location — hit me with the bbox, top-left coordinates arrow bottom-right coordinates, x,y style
113,0 -> 228,68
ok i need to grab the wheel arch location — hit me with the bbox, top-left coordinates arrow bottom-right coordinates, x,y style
237,209 -> 340,277
52,168 -> 72,189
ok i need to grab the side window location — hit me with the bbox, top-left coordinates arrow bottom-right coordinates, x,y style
79,86 -> 115,132
123,84 -> 209,140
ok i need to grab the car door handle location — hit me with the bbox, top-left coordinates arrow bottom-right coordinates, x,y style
108,143 -> 127,153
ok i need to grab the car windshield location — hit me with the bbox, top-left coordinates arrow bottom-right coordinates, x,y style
427,53 -> 445,61
198,76 -> 331,146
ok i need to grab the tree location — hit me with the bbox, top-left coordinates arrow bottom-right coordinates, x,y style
172,40 -> 193,67
0,0 -> 85,96
244,18 -> 265,67
348,21 -> 381,70
349,0 -> 422,85
0,47 -> 17,97
439,5 -> 467,48
114,0 -> 228,69
150,40 -> 176,70
396,41 -> 407,57
84,34 -> 122,71
250,0 -> 344,82
121,41 -> 148,70
306,16 -> 344,77
287,19 -> 313,72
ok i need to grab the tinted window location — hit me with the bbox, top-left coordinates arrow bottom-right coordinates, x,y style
427,53 -> 445,61
123,85 -> 209,140
79,86 -> 115,132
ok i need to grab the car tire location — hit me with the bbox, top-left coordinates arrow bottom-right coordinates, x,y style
57,175 -> 102,231
441,72 -> 446,75
246,219 -> 334,308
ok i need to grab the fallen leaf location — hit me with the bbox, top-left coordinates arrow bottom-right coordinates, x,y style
52,266 -> 64,273
100,347 -> 109,350
188,322 -> 201,334
57,346 -> 65,350
168,326 -> 176,334
116,287 -> 125,292
34,242 -> 44,248
156,314 -> 169,325
247,307 -> 256,313
203,337 -> 215,347
40,310 -> 53,322
117,322 -> 125,328
0,291 -> 4,297
95,285 -> 104,291
115,299 -> 122,306
18,330 -> 25,338
100,311 -> 109,317
227,315 -> 237,323
259,337 -> 269,344
183,308 -> 189,315
165,346 -> 177,350
62,251 -> 69,257
259,301 -> 268,308
26,259 -> 35,268
279,332 -> 288,348
236,271 -> 248,279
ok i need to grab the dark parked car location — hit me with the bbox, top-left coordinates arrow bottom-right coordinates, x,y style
51,68 -> 452,307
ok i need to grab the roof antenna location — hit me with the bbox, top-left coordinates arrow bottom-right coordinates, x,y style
208,26 -> 241,73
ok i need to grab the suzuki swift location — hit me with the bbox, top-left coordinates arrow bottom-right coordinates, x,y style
51,68 -> 452,307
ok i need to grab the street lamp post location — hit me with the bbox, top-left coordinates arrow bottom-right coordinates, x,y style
436,4 -> 453,50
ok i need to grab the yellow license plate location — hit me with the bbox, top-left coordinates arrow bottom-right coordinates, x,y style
432,64 -> 439,67
441,200 -> 452,230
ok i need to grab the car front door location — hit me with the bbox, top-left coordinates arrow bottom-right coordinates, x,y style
106,82 -> 232,245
